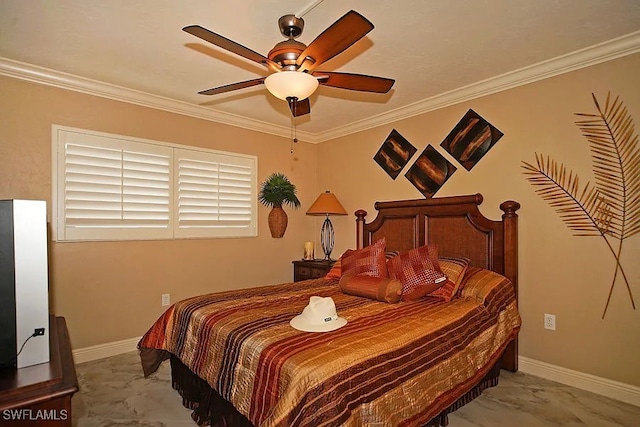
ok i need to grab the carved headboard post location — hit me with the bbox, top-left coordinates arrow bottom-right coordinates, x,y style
500,200 -> 520,373
500,200 -> 520,300
355,209 -> 368,250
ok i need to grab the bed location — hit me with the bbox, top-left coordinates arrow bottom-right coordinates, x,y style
138,193 -> 521,426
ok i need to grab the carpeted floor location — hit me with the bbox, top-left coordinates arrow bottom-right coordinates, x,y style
71,351 -> 640,426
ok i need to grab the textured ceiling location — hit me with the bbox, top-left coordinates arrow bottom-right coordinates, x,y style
1,0 -> 640,141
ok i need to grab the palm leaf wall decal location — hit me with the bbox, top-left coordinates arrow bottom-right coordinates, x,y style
575,93 -> 640,241
522,154 -> 607,236
522,92 -> 638,319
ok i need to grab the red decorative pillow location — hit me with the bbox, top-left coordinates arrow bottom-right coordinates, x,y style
339,274 -> 402,304
325,249 -> 397,280
386,244 -> 447,301
323,260 -> 341,280
341,238 -> 388,278
430,257 -> 471,302
324,250 -> 352,280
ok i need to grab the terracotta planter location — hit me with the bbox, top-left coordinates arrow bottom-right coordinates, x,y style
268,206 -> 288,238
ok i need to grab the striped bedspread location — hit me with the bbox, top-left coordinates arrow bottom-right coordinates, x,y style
138,269 -> 520,427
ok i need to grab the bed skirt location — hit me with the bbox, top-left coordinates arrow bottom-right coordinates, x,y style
169,354 -> 502,427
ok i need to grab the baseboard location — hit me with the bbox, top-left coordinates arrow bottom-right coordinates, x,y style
518,356 -> 640,407
72,336 -> 141,364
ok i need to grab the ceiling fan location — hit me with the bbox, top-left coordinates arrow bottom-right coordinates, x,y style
183,10 -> 395,117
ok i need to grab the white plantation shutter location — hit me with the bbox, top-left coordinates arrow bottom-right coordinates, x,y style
63,144 -> 172,228
53,126 -> 256,241
175,149 -> 256,237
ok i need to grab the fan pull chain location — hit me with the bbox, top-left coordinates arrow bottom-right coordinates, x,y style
290,102 -> 298,154
290,115 -> 294,153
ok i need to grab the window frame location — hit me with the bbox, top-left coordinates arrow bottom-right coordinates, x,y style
52,125 -> 257,242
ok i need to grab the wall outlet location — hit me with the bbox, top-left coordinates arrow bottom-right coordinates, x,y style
544,313 -> 556,330
162,293 -> 170,307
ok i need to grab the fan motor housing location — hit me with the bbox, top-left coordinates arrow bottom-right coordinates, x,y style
268,39 -> 307,69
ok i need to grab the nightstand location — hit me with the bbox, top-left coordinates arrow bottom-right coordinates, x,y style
292,259 -> 335,282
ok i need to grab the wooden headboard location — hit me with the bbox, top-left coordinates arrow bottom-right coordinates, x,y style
355,193 -> 520,371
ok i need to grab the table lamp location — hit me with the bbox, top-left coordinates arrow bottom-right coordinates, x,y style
306,191 -> 348,260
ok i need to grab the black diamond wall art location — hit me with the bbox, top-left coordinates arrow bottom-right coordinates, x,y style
374,129 -> 417,179
440,109 -> 503,171
405,145 -> 457,198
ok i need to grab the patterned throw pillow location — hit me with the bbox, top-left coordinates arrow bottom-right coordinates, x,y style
339,274 -> 402,304
324,252 -> 349,280
325,249 -> 398,280
386,244 -> 447,301
430,257 -> 471,302
341,238 -> 388,278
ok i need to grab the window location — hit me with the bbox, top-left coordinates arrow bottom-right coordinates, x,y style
174,149 -> 255,238
52,125 -> 257,241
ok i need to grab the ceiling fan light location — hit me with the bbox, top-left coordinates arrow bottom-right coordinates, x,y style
264,71 -> 319,101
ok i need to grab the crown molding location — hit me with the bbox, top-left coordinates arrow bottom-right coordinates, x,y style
315,30 -> 640,142
0,57 -> 316,142
1,30 -> 639,144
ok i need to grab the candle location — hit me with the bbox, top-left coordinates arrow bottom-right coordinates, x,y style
303,241 -> 314,260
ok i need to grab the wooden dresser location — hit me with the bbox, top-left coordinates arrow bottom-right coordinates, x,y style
0,316 -> 78,426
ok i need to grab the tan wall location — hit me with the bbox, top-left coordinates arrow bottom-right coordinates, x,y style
0,76 -> 319,348
1,53 -> 638,388
317,54 -> 640,386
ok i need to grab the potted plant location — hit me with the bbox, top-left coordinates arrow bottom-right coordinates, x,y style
258,172 -> 301,238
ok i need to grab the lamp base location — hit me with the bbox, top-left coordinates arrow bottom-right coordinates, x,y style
320,214 -> 335,261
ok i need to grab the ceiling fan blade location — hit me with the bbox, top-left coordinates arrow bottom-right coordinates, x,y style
315,72 -> 394,93
288,97 -> 311,117
183,25 -> 279,70
198,77 -> 265,95
296,10 -> 373,72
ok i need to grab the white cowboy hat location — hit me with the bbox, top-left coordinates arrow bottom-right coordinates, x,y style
290,296 -> 347,332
